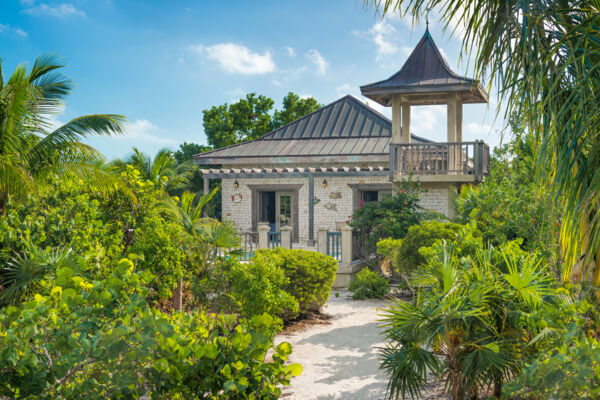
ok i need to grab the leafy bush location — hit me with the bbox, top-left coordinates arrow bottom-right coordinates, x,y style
380,241 -> 558,400
349,268 -> 390,300
0,257 -> 300,399
253,248 -> 337,315
349,181 -> 425,258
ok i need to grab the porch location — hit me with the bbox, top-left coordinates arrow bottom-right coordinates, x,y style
240,223 -> 365,288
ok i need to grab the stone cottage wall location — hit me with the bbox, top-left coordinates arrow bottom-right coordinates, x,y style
221,175 -> 457,243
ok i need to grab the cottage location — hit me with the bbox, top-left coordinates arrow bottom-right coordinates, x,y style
194,29 -> 490,248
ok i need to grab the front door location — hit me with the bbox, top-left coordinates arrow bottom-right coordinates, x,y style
260,191 -> 293,233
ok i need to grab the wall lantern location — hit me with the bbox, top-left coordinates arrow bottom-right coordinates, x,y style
233,179 -> 239,188
322,179 -> 328,188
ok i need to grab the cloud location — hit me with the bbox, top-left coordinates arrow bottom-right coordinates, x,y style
118,119 -> 177,145
191,43 -> 276,75
466,122 -> 493,136
22,3 -> 85,18
286,46 -> 296,58
306,49 -> 328,75
335,83 -> 355,97
0,23 -> 28,38
369,20 -> 399,60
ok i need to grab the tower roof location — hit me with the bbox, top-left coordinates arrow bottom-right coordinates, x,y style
360,30 -> 488,106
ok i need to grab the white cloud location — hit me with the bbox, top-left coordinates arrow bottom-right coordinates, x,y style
191,43 -> 276,75
369,20 -> 399,60
23,3 -> 85,18
466,122 -> 493,136
118,119 -> 177,145
306,49 -> 328,75
410,106 -> 446,139
0,23 -> 28,38
271,79 -> 282,87
335,83 -> 355,97
286,46 -> 296,58
19,0 -> 35,6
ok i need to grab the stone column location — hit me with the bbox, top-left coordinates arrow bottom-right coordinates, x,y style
258,223 -> 270,249
391,94 -> 402,144
340,224 -> 353,271
203,176 -> 209,217
447,93 -> 458,173
402,102 -> 411,143
318,227 -> 328,254
308,174 -> 315,246
281,226 -> 292,249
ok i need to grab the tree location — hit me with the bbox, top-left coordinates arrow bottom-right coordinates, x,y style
369,1 -> 600,283
202,92 -> 322,149
0,54 -> 125,215
160,188 -> 240,310
111,147 -> 192,193
174,141 -> 211,165
202,93 -> 274,149
272,92 -> 322,129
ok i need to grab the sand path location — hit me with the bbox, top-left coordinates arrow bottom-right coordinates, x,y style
276,292 -> 389,400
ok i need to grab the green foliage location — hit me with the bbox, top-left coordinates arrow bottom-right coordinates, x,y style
0,54 -> 126,215
348,268 -> 390,300
456,137 -> 559,260
253,248 -> 337,315
380,241 -> 558,400
349,181 -> 424,258
272,92 -> 322,129
0,257 -> 299,399
173,141 -> 211,165
202,93 -> 275,149
202,92 -> 321,149
504,293 -> 600,399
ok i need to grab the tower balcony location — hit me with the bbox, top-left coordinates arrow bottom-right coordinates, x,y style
390,140 -> 489,183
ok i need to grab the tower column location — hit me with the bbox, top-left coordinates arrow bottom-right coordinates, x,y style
447,93 -> 458,173
401,101 -> 411,143
391,95 -> 402,144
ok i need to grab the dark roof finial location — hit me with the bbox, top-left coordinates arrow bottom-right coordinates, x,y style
425,7 -> 430,31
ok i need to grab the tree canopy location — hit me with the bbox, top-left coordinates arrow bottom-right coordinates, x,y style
202,92 -> 322,149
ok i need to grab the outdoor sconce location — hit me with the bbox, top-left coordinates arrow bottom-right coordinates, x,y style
233,179 -> 239,188
322,179 -> 327,188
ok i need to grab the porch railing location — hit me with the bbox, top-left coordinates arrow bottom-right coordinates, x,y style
390,141 -> 489,180
268,231 -> 281,249
240,231 -> 258,261
327,231 -> 342,261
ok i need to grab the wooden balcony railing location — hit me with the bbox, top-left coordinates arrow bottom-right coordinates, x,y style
390,140 -> 489,180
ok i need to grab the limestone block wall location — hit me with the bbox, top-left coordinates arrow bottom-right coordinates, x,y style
312,175 -> 389,233
418,183 -> 457,218
220,175 -> 457,243
221,177 -> 309,239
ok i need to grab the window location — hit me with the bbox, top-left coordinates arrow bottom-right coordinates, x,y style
361,190 -> 379,203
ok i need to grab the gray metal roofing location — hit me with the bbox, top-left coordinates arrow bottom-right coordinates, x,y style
194,95 -> 430,164
360,30 -> 484,97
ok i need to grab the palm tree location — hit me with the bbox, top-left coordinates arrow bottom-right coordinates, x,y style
0,54 -> 126,215
160,188 -> 240,310
368,2 -> 600,282
380,245 -> 555,399
111,147 -> 193,193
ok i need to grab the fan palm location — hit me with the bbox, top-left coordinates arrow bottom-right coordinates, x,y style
0,54 -> 126,215
368,1 -> 600,283
380,244 -> 556,399
111,147 -> 193,193
0,243 -> 77,306
160,188 -> 240,310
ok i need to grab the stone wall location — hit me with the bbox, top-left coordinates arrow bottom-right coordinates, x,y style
221,175 -> 457,243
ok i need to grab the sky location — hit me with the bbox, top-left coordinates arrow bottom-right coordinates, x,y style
0,0 -> 509,160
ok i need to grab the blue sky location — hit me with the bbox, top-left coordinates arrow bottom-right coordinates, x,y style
0,0 -> 507,160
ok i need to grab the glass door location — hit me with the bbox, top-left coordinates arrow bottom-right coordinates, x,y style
276,192 -> 292,231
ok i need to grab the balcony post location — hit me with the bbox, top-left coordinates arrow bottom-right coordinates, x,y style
392,95 -> 402,144
318,227 -> 328,254
447,94 -> 458,173
258,223 -> 270,249
281,226 -> 292,249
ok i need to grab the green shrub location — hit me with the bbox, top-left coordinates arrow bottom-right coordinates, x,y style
349,181 -> 424,258
349,268 -> 390,300
0,257 -> 300,399
231,258 -> 300,322
253,248 -> 337,314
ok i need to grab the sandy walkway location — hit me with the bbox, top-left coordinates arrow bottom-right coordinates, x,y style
276,292 -> 389,400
